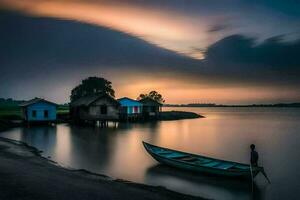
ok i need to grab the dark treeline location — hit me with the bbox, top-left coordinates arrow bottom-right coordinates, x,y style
0,98 -> 25,106
0,98 -> 68,107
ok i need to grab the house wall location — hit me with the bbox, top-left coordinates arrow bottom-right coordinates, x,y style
142,106 -> 159,114
119,98 -> 142,114
127,106 -> 141,114
73,97 -> 119,121
25,102 -> 56,121
139,99 -> 162,116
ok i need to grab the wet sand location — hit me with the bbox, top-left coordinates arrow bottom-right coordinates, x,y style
0,137 -> 206,200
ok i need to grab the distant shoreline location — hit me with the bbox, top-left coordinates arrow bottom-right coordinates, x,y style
164,103 -> 300,108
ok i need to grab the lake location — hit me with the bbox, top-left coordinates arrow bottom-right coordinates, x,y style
1,107 -> 300,200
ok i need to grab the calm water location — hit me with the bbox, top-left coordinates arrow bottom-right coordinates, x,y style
1,107 -> 300,200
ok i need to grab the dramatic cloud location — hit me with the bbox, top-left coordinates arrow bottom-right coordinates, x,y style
1,0 -> 300,59
0,1 -> 300,103
0,11 -> 200,102
204,34 -> 300,84
207,24 -> 230,33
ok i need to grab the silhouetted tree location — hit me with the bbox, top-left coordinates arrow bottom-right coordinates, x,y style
70,77 -> 115,102
137,91 -> 165,103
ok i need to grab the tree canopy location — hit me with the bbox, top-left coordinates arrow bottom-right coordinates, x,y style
70,77 -> 115,102
137,91 -> 165,103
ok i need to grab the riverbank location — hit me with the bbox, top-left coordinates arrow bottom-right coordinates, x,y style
0,119 -> 20,132
0,137 -> 207,200
159,111 -> 204,120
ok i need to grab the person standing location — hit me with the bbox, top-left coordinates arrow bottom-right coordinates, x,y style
250,144 -> 259,166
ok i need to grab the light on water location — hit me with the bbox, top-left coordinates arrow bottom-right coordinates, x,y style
1,107 -> 300,200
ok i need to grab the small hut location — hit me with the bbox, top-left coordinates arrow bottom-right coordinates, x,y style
118,97 -> 143,120
20,98 -> 57,123
139,97 -> 162,119
70,93 -> 120,124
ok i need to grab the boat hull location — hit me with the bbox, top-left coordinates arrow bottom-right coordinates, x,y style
143,142 -> 262,179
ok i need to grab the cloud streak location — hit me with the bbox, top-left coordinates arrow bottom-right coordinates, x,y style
1,0 -> 299,60
1,10 -> 300,103
0,0 -> 211,59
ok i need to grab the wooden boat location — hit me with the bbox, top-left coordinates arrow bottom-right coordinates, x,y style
143,141 -> 265,179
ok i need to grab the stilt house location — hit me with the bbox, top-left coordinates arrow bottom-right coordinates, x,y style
139,97 -> 162,119
70,93 -> 120,123
118,97 -> 143,120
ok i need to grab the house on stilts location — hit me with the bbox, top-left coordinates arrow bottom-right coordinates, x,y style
70,93 -> 120,126
139,97 -> 162,119
118,97 -> 143,121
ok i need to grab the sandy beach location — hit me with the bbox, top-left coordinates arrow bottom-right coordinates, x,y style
0,137 -> 206,200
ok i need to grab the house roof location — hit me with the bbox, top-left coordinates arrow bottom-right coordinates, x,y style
139,97 -> 163,106
117,97 -> 142,106
70,93 -> 120,107
19,98 -> 58,107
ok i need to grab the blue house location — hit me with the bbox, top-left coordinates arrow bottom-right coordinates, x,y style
118,97 -> 142,120
20,98 -> 57,122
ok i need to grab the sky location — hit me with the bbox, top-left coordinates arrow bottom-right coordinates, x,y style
0,0 -> 300,104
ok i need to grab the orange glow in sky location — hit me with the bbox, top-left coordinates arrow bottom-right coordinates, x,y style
1,0 -> 299,104
0,0 -> 217,59
111,74 -> 300,104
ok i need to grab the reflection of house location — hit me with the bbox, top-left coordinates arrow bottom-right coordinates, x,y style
139,97 -> 162,119
20,98 -> 57,122
70,93 -> 120,123
118,97 -> 142,120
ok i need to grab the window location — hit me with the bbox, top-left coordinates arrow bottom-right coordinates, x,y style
100,105 -> 107,114
32,110 -> 37,118
133,106 -> 139,113
44,110 -> 49,118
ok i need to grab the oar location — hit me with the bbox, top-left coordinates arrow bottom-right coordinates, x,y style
250,163 -> 254,195
261,167 -> 271,184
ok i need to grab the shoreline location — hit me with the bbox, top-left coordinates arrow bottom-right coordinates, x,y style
0,111 -> 204,131
0,133 -> 208,200
159,111 -> 204,120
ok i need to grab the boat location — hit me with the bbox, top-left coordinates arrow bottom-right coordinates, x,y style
143,141 -> 266,179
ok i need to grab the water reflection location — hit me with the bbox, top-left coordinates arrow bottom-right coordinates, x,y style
145,165 -> 264,200
20,125 -> 57,156
1,107 -> 300,200
62,125 -> 116,172
54,125 -> 71,163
